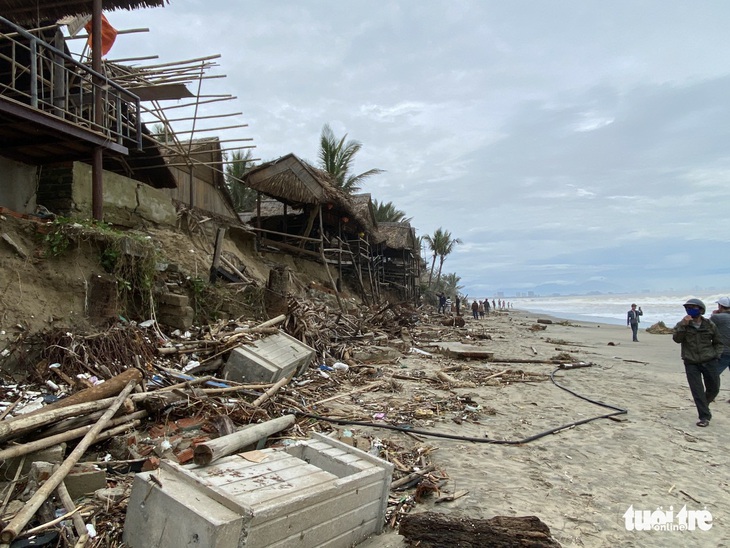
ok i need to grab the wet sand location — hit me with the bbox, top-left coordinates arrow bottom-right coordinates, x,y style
357,310 -> 730,547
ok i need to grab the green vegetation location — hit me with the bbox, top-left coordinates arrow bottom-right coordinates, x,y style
318,123 -> 384,194
423,227 -> 462,288
372,199 -> 411,223
42,218 -> 160,319
225,149 -> 258,211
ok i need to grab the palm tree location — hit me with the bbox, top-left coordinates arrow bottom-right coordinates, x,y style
441,273 -> 463,298
423,228 -> 458,288
435,230 -> 462,286
372,199 -> 411,223
423,229 -> 444,288
318,123 -> 384,194
225,149 -> 257,211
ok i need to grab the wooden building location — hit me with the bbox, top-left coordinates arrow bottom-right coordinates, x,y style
374,222 -> 421,302
243,154 -> 380,302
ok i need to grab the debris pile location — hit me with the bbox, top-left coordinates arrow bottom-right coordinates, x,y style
0,297 -> 566,546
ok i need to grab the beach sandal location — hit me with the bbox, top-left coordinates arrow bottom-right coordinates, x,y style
696,419 -> 710,427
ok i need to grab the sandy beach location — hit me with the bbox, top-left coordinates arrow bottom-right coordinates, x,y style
354,309 -> 730,548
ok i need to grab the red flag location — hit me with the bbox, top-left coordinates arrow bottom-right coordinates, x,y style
85,14 -> 118,56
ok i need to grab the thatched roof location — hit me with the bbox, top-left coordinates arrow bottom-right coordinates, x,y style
0,1 -> 168,26
244,154 -> 345,207
377,222 -> 418,251
244,154 -> 375,235
351,193 -> 378,227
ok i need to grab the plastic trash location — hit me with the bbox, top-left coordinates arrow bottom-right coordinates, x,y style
333,362 -> 349,372
410,347 -> 433,357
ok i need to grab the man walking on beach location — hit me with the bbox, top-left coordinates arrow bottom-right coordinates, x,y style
672,298 -> 723,427
627,303 -> 642,342
710,297 -> 730,378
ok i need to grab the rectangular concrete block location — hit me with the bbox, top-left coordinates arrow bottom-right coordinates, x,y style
223,331 -> 315,383
124,434 -> 393,548
123,469 -> 245,548
63,464 -> 107,500
157,292 -> 190,307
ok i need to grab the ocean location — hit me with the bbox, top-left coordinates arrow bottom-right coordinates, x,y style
511,293 -> 729,327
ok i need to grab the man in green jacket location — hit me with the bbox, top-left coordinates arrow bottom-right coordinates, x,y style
673,298 -> 723,427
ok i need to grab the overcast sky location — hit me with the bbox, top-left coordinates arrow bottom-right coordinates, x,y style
102,1 -> 730,296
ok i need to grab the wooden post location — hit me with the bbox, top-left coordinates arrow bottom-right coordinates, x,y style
91,0 -> 103,221
193,415 -> 295,466
251,374 -> 292,407
0,380 -> 139,544
210,227 -> 225,282
318,205 -> 344,312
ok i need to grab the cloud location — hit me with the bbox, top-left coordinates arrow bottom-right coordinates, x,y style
106,1 -> 730,295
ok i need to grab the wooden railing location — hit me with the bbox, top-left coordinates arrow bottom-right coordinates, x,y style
0,16 -> 141,149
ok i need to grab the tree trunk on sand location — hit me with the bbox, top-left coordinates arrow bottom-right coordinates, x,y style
399,512 -> 562,548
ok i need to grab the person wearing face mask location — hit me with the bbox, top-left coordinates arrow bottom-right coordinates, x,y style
672,298 -> 723,427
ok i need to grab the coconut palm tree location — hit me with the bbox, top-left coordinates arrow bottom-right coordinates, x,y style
225,149 -> 257,211
372,199 -> 411,223
435,230 -> 462,286
423,228 -> 447,288
318,123 -> 384,194
441,273 -> 463,298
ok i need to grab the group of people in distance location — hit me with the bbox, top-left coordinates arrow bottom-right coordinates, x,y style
437,293 -> 513,319
629,298 -> 730,428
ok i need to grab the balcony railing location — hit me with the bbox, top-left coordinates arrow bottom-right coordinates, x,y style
0,16 -> 141,150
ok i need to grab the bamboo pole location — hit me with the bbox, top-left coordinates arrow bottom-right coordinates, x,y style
56,480 -> 87,539
251,374 -> 293,407
193,415 -> 295,466
0,380 -> 138,544
0,397 -> 127,443
0,412 -> 146,461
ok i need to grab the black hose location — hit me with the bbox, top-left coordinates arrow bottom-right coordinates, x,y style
292,365 -> 628,445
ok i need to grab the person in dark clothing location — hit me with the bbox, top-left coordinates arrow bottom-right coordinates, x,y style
710,297 -> 730,378
471,300 -> 479,319
455,296 -> 461,316
673,298 -> 723,427
627,303 -> 642,341
437,293 -> 446,314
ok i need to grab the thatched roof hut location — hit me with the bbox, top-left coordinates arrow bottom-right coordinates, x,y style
244,153 -> 374,236
377,222 -> 418,252
0,1 -> 168,26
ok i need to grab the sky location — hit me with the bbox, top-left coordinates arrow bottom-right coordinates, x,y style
99,1 -> 730,297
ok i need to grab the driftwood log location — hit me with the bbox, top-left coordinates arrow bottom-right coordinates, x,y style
193,415 -> 295,466
399,512 -> 562,547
